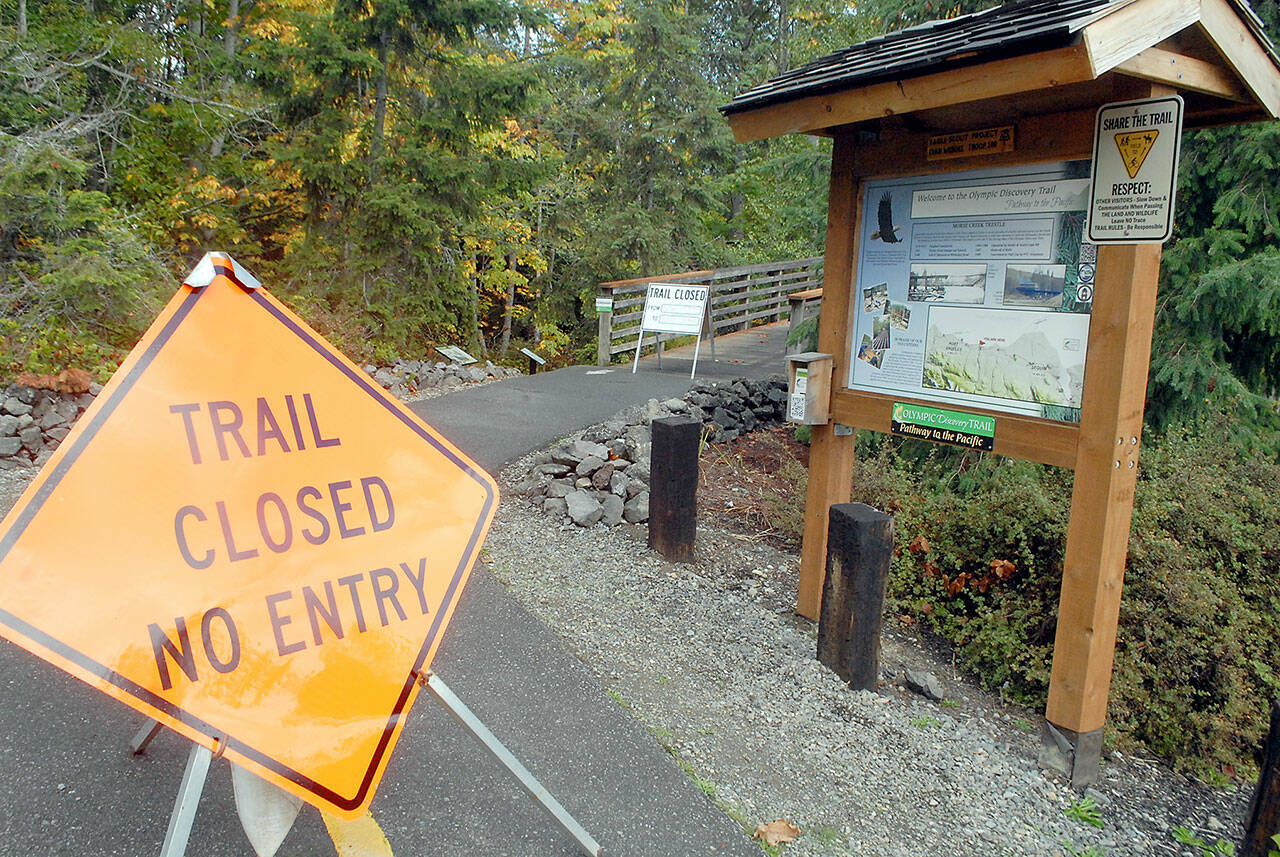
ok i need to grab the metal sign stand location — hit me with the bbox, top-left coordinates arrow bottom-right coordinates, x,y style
631,299 -> 716,380
130,722 -> 217,857
131,670 -> 601,857
420,671 -> 601,856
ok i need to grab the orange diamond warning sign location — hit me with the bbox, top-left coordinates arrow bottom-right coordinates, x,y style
1113,129 -> 1159,179
0,254 -> 497,817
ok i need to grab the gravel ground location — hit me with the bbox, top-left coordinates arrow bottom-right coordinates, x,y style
484,446 -> 1253,857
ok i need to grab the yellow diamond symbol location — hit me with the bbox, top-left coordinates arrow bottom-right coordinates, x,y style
1114,130 -> 1159,179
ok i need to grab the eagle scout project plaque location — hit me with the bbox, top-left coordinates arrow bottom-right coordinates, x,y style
0,254 -> 497,817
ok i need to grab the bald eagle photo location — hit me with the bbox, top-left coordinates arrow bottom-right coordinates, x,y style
871,192 -> 902,244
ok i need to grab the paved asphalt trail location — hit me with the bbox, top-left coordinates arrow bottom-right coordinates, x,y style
0,325 -> 789,857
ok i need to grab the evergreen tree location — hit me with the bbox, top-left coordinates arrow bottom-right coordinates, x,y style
1147,4 -> 1280,443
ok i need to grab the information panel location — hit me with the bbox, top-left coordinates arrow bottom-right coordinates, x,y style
850,161 -> 1095,423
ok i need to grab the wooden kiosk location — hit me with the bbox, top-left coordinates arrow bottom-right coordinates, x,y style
722,0 -> 1280,786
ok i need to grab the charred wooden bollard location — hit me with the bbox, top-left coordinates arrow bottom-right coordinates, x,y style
817,503 -> 893,690
648,416 -> 699,562
1242,699 -> 1280,857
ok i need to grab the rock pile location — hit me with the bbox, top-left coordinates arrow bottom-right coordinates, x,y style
517,376 -> 790,528
684,376 -> 790,443
0,353 -> 520,470
363,358 -> 522,399
0,382 -> 101,469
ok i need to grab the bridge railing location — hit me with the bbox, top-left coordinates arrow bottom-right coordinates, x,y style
595,257 -> 824,366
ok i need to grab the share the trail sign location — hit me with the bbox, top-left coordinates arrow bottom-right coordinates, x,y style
0,254 -> 497,817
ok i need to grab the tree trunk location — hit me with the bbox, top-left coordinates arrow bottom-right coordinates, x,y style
776,0 -> 790,74
370,31 -> 390,178
208,0 -> 243,161
17,0 -> 27,38
498,252 -> 517,356
730,190 -> 745,242
470,275 -> 488,357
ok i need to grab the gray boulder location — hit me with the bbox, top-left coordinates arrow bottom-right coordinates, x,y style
582,420 -> 627,443
591,463 -> 615,490
601,494 -> 625,526
3,397 -> 31,417
566,490 -> 604,526
904,669 -> 945,701
19,425 -> 42,452
576,455 -> 606,477
622,491 -> 649,524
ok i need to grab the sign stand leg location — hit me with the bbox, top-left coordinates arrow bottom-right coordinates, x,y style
705,301 -> 717,364
631,326 -> 646,374
131,718 -> 164,755
422,671 -> 602,857
159,742 -> 213,857
689,335 -> 701,380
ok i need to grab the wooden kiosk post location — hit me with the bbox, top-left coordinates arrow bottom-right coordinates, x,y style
722,0 -> 1280,787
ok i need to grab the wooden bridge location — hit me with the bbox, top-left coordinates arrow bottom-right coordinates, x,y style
595,258 -> 824,366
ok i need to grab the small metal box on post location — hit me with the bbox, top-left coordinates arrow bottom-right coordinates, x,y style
785,352 -> 832,425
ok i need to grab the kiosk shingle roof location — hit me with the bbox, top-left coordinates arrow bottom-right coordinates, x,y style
720,0 -> 1278,116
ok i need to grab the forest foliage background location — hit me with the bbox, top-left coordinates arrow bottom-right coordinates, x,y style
1,0 -> 872,373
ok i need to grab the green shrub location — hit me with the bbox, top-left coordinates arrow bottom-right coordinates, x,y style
1111,424 -> 1280,776
825,427 -> 1280,779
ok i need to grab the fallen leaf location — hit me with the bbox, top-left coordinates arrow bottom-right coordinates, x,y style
990,558 -> 1016,579
753,819 -> 800,847
15,368 -> 92,394
909,535 -> 931,554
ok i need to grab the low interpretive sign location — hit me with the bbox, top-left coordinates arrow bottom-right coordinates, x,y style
0,254 -> 497,817
435,345 -> 477,365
